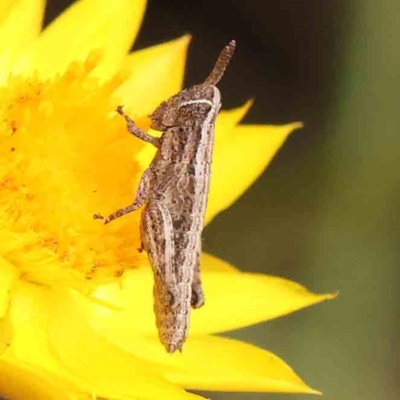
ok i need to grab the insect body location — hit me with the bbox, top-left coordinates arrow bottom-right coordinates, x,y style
98,41 -> 236,353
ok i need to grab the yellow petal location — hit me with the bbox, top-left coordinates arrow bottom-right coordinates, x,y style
8,282 -> 78,378
0,256 -> 19,318
7,281 -> 203,399
206,122 -> 303,223
190,270 -> 335,335
0,2 -> 13,22
0,317 -> 12,355
117,35 -> 190,116
90,260 -> 334,338
0,354 -> 196,400
91,269 -> 156,335
166,335 -> 320,394
33,0 -> 146,78
79,281 -> 170,368
67,290 -> 320,395
0,357 -> 81,400
214,99 -> 253,142
0,0 -> 45,80
48,287 -> 204,400
200,252 -> 238,272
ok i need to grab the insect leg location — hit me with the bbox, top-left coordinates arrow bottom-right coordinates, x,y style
141,201 -> 178,306
191,246 -> 205,309
116,106 -> 160,147
100,169 -> 151,224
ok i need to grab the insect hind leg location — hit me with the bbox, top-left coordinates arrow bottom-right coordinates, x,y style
141,201 -> 177,302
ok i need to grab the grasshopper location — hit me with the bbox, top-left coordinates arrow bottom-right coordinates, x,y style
96,41 -> 236,353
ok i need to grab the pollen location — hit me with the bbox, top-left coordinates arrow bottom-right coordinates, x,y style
0,54 -> 146,290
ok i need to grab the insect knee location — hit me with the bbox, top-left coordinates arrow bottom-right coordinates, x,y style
191,285 -> 205,309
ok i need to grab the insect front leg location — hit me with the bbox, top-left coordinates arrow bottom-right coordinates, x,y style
96,169 -> 152,224
191,247 -> 205,309
116,106 -> 160,147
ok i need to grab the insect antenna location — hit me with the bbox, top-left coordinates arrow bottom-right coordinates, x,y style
204,40 -> 236,86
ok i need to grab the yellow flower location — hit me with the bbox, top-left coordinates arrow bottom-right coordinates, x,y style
0,1 -> 335,399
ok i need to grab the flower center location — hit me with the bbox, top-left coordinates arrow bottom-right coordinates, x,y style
0,56 -> 146,290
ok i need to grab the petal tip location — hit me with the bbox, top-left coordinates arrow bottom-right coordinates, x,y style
243,98 -> 255,116
325,290 -> 340,300
246,97 -> 255,108
308,388 -> 323,395
292,121 -> 304,130
283,121 -> 304,135
242,97 -> 254,110
160,33 -> 192,54
177,33 -> 192,48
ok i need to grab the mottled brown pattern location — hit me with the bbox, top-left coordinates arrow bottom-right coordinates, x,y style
98,41 -> 236,352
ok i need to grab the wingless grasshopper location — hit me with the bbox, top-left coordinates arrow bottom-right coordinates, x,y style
95,41 -> 236,353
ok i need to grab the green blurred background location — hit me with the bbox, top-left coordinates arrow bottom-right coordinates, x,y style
48,1 -> 400,399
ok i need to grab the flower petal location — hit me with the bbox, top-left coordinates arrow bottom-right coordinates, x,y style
206,122 -> 303,223
117,35 -> 190,116
66,283 -> 186,371
189,269 -> 335,335
33,0 -> 146,78
0,357 -> 80,400
0,0 -> 45,80
73,288 -> 320,394
0,2 -> 13,22
200,252 -> 238,272
0,256 -> 19,319
92,269 -> 157,336
4,280 -> 205,399
91,261 -> 335,337
0,316 -> 12,355
166,335 -> 320,394
214,100 -> 253,142
8,282 -> 84,381
48,287 -> 204,400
